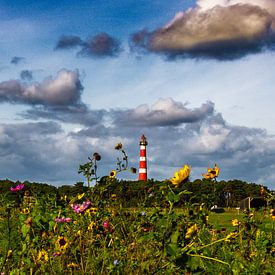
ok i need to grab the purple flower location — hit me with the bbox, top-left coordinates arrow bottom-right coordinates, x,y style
55,217 -> 71,223
141,211 -> 146,216
10,183 -> 25,192
113,260 -> 120,266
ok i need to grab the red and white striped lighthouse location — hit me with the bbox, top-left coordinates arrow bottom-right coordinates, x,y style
139,134 -> 148,181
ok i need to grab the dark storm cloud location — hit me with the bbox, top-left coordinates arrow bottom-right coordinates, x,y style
22,105 -> 106,127
20,70 -> 33,81
78,33 -> 123,58
111,98 -> 214,127
0,69 -> 83,107
130,3 -> 275,60
0,121 -> 84,184
55,35 -> 83,50
10,56 -> 25,65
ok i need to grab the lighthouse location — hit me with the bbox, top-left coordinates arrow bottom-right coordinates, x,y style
139,134 -> 148,181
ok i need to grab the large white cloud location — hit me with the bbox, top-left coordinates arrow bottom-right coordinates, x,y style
131,0 -> 275,59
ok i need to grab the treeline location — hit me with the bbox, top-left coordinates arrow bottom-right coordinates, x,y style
0,178 -> 272,208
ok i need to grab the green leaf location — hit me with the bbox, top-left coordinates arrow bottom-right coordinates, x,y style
167,243 -> 179,257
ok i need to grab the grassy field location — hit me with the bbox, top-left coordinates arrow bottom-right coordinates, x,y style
208,207 -> 274,232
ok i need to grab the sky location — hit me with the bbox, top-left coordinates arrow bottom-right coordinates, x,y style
1,0 -> 275,189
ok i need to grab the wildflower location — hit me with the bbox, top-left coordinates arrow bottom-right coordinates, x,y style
141,211 -> 146,216
185,224 -> 198,239
71,200 -> 91,214
130,167 -> 137,174
10,183 -> 25,192
86,207 -> 98,215
111,194 -> 117,199
225,232 -> 238,241
20,208 -> 30,215
77,193 -> 85,200
56,236 -> 69,251
103,221 -> 110,229
109,170 -> 117,178
202,164 -> 219,180
270,209 -> 275,220
37,249 -> 49,263
88,221 -> 95,231
93,152 -> 101,161
115,143 -> 123,150
232,219 -> 240,227
113,260 -> 120,266
55,217 -> 72,223
170,165 -> 191,186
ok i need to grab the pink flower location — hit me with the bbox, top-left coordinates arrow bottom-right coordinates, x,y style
103,221 -> 110,229
10,183 -> 25,192
71,200 -> 91,214
55,217 -> 71,223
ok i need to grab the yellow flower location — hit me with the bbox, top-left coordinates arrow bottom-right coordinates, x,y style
202,164 -> 219,180
109,170 -> 117,178
231,219 -> 240,227
20,208 -> 30,215
56,236 -> 69,251
85,207 -> 98,216
185,224 -> 198,239
170,165 -> 191,186
88,221 -> 95,231
115,143 -> 123,150
225,232 -> 238,241
77,193 -> 85,200
270,209 -> 275,220
111,194 -> 117,199
37,249 -> 49,263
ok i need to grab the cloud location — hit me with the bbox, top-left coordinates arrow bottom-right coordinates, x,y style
130,0 -> 275,60
23,105 -> 105,127
112,98 -> 214,127
0,121 -> 84,184
0,69 -> 83,107
2,97 -> 275,187
78,33 -> 123,58
10,56 -> 25,65
20,70 -> 33,81
55,35 -> 83,50
55,33 -> 123,58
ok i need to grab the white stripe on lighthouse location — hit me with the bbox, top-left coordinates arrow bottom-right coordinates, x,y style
140,157 -> 146,161
140,145 -> 146,150
139,168 -> 147,173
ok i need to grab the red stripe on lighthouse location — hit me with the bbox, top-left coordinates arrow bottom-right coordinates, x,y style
139,134 -> 148,181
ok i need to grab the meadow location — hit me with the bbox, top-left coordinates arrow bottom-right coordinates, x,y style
0,146 -> 275,274
0,182 -> 275,275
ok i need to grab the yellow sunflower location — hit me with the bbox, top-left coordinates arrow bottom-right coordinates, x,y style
170,165 -> 191,186
56,236 -> 69,251
109,170 -> 117,178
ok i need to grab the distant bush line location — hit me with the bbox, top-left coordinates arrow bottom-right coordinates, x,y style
1,178 -> 272,208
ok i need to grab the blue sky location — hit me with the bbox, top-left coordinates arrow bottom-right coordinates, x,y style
1,0 -> 275,189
